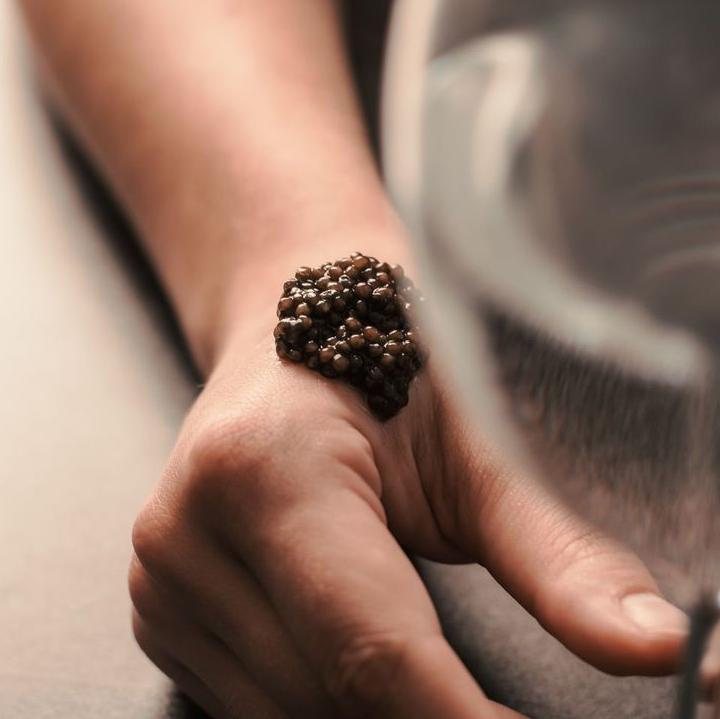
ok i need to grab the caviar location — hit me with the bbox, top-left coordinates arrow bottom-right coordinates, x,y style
274,252 -> 424,420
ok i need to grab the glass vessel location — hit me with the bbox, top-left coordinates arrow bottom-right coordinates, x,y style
384,1 -> 720,716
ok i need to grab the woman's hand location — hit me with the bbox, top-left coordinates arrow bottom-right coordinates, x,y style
19,2 -> 687,713
129,331 -> 688,719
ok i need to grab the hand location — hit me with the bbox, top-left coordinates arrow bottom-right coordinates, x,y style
129,333 -> 688,719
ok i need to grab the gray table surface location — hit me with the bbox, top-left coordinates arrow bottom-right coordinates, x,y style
0,2 -> 679,716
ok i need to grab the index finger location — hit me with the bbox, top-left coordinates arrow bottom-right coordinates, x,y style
220,457 -> 521,719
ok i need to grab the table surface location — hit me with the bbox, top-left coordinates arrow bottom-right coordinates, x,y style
0,3 -> 679,716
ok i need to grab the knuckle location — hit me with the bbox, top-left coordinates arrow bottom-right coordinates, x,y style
128,558 -> 161,621
545,524 -> 607,579
131,612 -> 176,681
131,609 -> 154,655
184,416 -> 267,506
325,631 -> 412,717
131,509 -> 161,569
131,613 -> 181,689
528,521 -> 611,620
427,441 -> 506,550
189,415 -> 260,475
131,501 -> 176,575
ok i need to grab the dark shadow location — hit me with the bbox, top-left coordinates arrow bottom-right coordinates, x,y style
169,689 -> 212,719
340,0 -> 393,159
46,109 -> 201,387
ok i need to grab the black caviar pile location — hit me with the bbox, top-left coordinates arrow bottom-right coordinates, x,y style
274,252 -> 424,419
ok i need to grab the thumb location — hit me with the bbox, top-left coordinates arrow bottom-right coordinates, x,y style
444,441 -> 688,675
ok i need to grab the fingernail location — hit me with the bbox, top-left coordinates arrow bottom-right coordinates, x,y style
621,593 -> 688,635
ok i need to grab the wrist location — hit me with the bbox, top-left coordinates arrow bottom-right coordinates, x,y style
192,218 -> 416,377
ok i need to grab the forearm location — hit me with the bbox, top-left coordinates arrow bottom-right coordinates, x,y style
19,0 -> 407,372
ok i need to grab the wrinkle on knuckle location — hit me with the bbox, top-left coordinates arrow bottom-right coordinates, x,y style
430,457 -> 505,553
423,453 -> 467,543
528,523 -> 611,619
331,429 -> 381,495
324,630 -> 413,717
546,524 -> 607,579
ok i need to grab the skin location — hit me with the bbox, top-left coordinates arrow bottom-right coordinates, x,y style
18,1 -> 689,717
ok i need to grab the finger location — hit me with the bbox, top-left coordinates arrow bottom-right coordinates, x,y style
447,435 -> 688,675
130,534 -> 330,717
132,611 -> 235,719
131,600 -> 286,719
490,703 -> 528,719
220,460 -> 522,719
